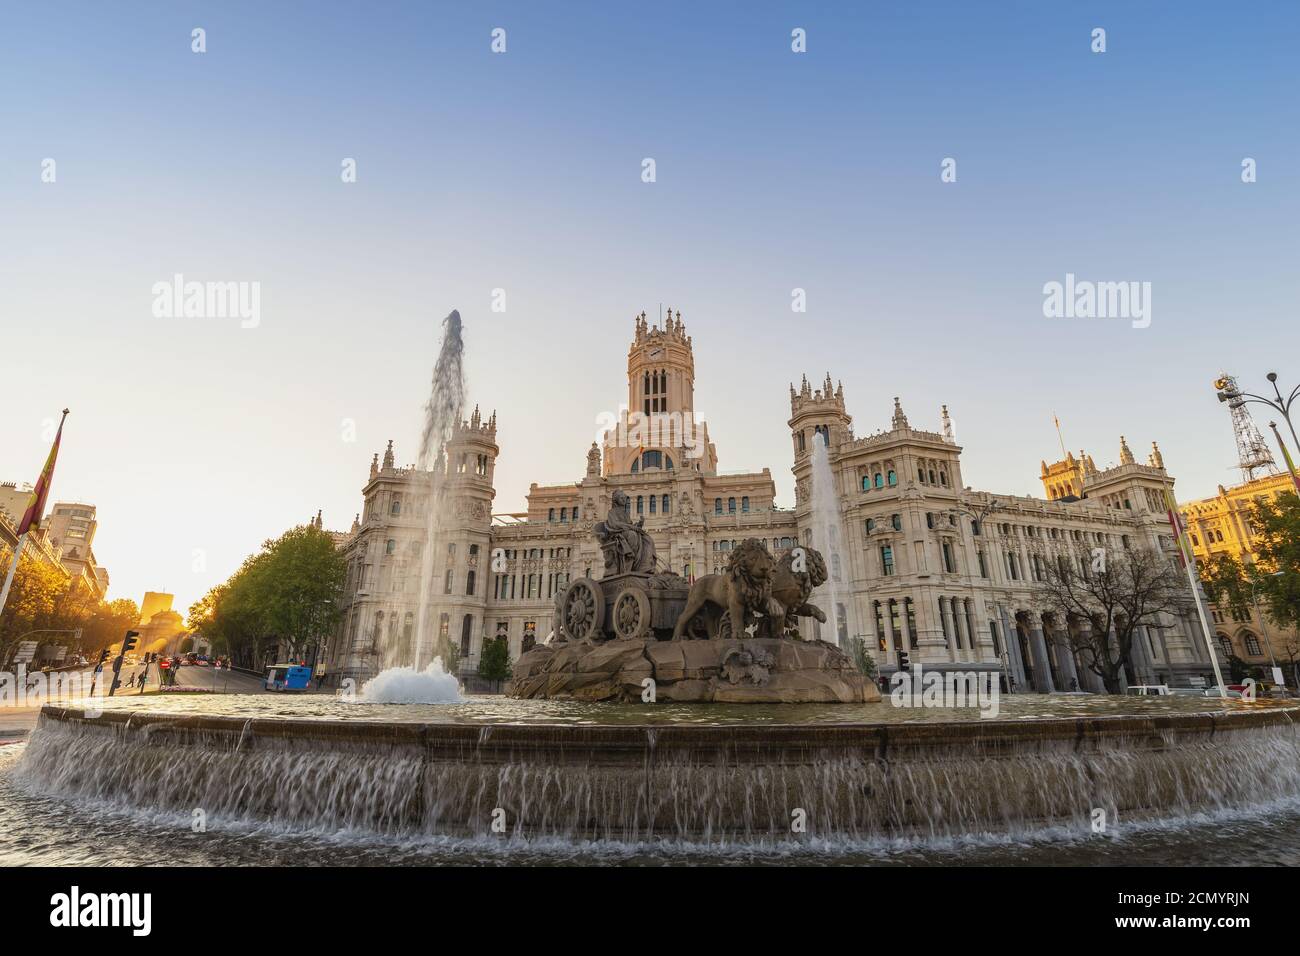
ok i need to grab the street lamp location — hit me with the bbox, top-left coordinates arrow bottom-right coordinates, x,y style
1215,373 -> 1300,492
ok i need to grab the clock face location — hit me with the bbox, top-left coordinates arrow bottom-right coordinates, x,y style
649,348 -> 664,359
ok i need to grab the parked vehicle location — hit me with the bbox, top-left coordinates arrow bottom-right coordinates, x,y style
265,664 -> 313,692
1125,685 -> 1170,697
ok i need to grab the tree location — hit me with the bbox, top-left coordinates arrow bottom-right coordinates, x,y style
845,635 -> 877,679
1037,545 -> 1189,694
0,550 -> 68,656
1236,492 -> 1300,632
477,636 -> 511,686
185,525 -> 346,670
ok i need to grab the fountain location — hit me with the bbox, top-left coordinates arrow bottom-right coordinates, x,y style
361,311 -> 465,701
9,308 -> 1300,862
808,430 -> 857,649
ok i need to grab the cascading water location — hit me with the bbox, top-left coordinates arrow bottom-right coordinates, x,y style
14,706 -> 1300,846
365,310 -> 465,703
809,431 -> 857,650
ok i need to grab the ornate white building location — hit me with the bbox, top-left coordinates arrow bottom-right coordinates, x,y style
323,312 -> 1225,692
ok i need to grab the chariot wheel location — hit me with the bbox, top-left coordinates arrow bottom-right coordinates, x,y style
612,586 -> 652,640
563,578 -> 604,642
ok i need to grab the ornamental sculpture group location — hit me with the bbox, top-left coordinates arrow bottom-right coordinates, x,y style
510,490 -> 878,703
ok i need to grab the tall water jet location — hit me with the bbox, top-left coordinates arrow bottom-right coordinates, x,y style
411,310 -> 466,672
809,430 -> 857,649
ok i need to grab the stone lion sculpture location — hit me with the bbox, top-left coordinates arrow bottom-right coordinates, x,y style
671,538 -> 778,640
760,545 -> 829,639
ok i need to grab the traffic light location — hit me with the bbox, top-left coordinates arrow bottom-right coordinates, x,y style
121,630 -> 139,655
96,649 -> 110,666
897,651 -> 910,671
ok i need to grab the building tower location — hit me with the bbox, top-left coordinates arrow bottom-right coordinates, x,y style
603,309 -> 717,475
434,406 -> 500,666
1213,373 -> 1277,482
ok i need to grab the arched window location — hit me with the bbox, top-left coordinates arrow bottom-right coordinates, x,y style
887,470 -> 897,486
1244,633 -> 1262,656
390,498 -> 402,516
636,495 -> 644,514
642,450 -> 663,470
714,498 -> 722,515
862,475 -> 871,492
662,494 -> 670,513
865,518 -> 874,532
466,570 -> 476,596
1217,635 -> 1233,658
874,473 -> 883,488
548,508 -> 555,521
891,514 -> 902,531
741,496 -> 750,513
664,455 -> 674,470
939,471 -> 948,487
385,539 -> 396,555
727,497 -> 736,514
559,507 -> 567,522
572,506 -> 579,520
649,495 -> 657,514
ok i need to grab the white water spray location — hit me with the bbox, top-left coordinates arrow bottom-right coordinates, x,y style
809,431 -> 857,649
359,658 -> 462,704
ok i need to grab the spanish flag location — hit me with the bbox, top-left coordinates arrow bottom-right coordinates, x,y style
17,409 -> 68,536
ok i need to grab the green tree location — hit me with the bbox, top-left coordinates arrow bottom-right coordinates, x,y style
477,636 -> 511,685
184,524 -> 346,669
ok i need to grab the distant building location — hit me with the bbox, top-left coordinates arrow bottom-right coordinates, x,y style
1180,472 -> 1300,679
134,592 -> 187,657
43,501 -> 108,600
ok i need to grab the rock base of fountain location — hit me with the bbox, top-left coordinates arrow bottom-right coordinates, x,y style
509,637 -> 880,703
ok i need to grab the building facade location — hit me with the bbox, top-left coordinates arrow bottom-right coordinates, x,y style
324,312 -> 1225,692
1180,472 -> 1300,682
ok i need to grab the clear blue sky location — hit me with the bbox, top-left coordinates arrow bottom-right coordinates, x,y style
1,1 -> 1297,613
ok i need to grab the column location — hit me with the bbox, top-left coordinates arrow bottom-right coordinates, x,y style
1027,612 -> 1057,693
883,601 -> 899,661
997,604 -> 1027,691
953,598 -> 972,659
939,596 -> 957,661
1050,621 -> 1079,691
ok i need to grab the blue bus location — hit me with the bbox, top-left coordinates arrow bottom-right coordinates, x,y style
264,664 -> 313,692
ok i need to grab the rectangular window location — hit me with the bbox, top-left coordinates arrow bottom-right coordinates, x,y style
880,545 -> 895,576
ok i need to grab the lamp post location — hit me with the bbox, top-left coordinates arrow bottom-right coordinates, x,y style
1215,373 -> 1300,492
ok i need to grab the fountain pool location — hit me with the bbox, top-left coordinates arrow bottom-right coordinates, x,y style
5,695 -> 1298,864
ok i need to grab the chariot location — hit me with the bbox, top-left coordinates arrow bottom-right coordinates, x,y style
556,571 -> 696,642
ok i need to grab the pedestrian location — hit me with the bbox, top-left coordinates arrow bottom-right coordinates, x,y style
126,672 -> 136,688
137,669 -> 148,692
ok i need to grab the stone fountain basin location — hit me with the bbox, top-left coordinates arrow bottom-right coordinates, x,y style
16,703 -> 1300,843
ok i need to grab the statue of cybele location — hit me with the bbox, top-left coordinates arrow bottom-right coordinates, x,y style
594,489 -> 657,574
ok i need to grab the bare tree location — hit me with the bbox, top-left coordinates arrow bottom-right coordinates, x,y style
1037,545 -> 1189,694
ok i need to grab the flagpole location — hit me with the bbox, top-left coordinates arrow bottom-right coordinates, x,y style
1267,421 -> 1300,495
0,408 -> 69,621
0,534 -> 28,619
1163,487 -> 1227,698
